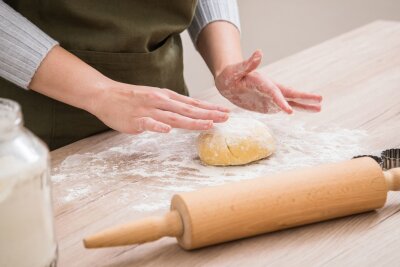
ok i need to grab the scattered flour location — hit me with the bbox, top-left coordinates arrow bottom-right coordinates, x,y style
64,186 -> 91,203
51,112 -> 371,212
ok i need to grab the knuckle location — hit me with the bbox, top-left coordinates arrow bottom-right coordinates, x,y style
132,130 -> 143,135
146,92 -> 165,101
167,114 -> 178,122
136,118 -> 146,130
192,120 -> 205,128
192,120 -> 201,127
162,88 -> 175,95
181,106 -> 194,115
207,111 -> 217,118
189,99 -> 201,106
127,127 -> 143,135
135,117 -> 149,131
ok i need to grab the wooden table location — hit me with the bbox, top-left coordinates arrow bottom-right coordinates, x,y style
52,21 -> 400,266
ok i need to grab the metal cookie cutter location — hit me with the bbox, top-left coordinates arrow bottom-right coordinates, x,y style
381,148 -> 400,170
352,154 -> 382,165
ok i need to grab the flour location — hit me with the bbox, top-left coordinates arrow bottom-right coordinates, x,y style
217,117 -> 273,149
0,156 -> 56,267
210,117 -> 268,138
51,112 -> 370,213
64,186 -> 91,202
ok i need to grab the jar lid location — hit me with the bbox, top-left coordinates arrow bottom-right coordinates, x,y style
0,98 -> 22,134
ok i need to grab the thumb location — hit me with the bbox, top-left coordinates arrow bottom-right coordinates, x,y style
130,117 -> 171,134
233,50 -> 263,80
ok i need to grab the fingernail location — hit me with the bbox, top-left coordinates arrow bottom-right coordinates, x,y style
254,49 -> 263,59
218,112 -> 228,120
202,121 -> 213,129
158,125 -> 170,132
218,106 -> 230,112
253,55 -> 262,62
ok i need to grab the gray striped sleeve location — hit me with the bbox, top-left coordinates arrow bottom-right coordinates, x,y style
0,1 -> 58,89
188,0 -> 241,45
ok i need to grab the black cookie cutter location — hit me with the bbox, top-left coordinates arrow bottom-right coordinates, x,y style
353,148 -> 400,170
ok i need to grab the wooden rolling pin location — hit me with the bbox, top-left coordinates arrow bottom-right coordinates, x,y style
84,157 -> 400,250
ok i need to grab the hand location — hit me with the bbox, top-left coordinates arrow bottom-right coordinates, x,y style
29,46 -> 229,135
90,83 -> 230,134
215,50 -> 322,114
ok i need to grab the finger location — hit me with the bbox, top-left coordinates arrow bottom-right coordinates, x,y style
285,97 -> 322,105
260,82 -> 293,114
277,83 -> 323,103
287,101 -> 321,113
152,110 -> 213,131
234,49 -> 263,79
166,90 -> 230,112
157,98 -> 229,123
130,117 -> 171,134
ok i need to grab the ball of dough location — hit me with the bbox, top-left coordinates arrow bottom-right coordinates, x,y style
197,118 -> 276,166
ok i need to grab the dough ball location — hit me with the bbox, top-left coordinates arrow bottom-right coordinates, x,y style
197,118 -> 276,166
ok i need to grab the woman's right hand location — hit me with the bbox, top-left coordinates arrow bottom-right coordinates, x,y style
30,46 -> 229,135
89,83 -> 230,134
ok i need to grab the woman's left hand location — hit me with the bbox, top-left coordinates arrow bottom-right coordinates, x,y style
215,50 -> 323,114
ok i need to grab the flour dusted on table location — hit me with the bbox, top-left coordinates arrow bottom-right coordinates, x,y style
51,112 -> 370,212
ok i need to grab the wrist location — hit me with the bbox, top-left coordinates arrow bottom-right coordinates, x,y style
83,77 -> 118,116
196,21 -> 243,79
213,65 -> 226,79
29,46 -> 121,117
213,54 -> 243,79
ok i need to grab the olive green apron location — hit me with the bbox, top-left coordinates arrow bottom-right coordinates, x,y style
1,0 -> 197,150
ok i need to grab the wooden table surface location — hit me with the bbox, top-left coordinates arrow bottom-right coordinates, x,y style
51,21 -> 400,267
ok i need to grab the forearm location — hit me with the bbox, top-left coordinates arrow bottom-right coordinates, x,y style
0,1 -> 58,88
29,45 -> 112,114
197,21 -> 243,78
0,1 -> 111,114
29,45 -> 229,134
1,1 -> 230,134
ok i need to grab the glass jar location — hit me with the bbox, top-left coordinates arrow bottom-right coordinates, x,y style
0,98 -> 57,267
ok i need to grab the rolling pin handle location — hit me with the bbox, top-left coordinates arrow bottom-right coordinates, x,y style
383,167 -> 400,191
83,210 -> 183,248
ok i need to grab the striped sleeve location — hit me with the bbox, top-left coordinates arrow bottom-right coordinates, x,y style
0,1 -> 58,89
188,0 -> 241,45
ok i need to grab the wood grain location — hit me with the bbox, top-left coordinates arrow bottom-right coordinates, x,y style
84,210 -> 183,248
51,21 -> 400,267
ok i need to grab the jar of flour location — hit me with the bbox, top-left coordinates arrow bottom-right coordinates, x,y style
0,98 -> 57,267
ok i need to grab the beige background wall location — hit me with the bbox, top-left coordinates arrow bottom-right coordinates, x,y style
182,0 -> 400,95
